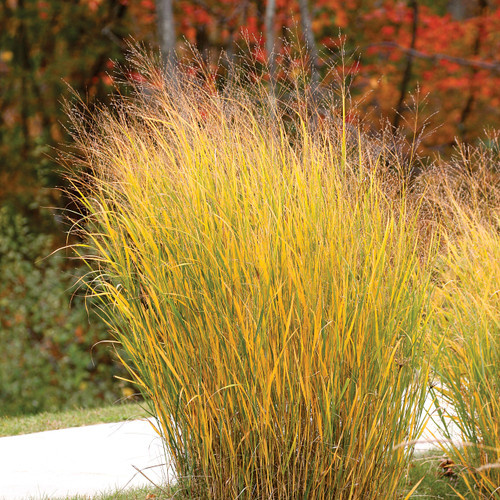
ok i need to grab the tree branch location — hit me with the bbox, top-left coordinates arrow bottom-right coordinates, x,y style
366,41 -> 500,73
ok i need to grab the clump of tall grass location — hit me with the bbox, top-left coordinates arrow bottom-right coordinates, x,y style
417,136 -> 500,222
67,50 -> 435,498
430,188 -> 500,498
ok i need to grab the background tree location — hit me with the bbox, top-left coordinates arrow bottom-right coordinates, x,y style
265,0 -> 277,81
156,0 -> 176,66
298,0 -> 320,86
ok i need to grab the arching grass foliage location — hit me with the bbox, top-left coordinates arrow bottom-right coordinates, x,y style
67,50 -> 441,499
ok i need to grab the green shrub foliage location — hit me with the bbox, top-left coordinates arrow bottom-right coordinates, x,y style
0,207 -> 128,416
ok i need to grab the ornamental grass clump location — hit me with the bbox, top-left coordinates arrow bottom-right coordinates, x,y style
431,204 -> 500,498
68,51 -> 435,499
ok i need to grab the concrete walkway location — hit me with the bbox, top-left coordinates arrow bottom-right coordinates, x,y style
0,419 -> 173,500
0,396 -> 460,499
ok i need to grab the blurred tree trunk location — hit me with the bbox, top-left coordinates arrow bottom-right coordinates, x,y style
393,0 -> 419,128
448,0 -> 467,19
156,0 -> 176,67
298,0 -> 320,87
17,0 -> 30,160
447,0 -> 480,20
458,0 -> 489,140
265,0 -> 277,81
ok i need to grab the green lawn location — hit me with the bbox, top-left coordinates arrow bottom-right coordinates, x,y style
29,485 -> 177,500
405,451 -> 470,499
0,402 -> 148,437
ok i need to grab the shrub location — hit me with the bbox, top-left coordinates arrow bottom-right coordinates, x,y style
0,206 -> 127,416
69,52 -> 436,498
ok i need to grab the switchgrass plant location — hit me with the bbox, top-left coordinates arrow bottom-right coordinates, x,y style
431,202 -> 500,498
67,51 -> 436,499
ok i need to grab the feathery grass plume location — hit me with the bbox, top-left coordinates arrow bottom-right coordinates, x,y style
66,47 -> 436,499
416,134 -> 500,231
431,198 -> 500,498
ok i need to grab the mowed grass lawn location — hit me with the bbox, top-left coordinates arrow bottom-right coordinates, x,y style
0,402 -> 147,437
27,486 -> 176,500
